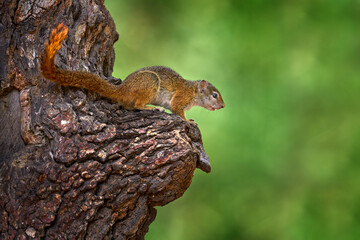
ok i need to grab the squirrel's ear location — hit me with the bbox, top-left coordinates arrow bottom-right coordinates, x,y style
198,80 -> 208,92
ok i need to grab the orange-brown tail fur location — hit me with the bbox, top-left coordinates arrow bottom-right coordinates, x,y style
40,23 -> 121,101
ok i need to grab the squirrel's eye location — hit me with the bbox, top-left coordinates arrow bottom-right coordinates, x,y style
212,92 -> 218,98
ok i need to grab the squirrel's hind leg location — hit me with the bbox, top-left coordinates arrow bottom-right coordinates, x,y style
131,71 -> 160,111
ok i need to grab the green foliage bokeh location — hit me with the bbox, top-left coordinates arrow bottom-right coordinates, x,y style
105,1 -> 360,239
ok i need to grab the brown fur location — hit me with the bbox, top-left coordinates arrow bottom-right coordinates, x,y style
40,23 -> 225,121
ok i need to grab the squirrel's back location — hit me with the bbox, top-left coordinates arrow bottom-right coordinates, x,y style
126,66 -> 191,91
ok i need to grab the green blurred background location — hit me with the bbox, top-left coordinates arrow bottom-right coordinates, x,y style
105,1 -> 360,239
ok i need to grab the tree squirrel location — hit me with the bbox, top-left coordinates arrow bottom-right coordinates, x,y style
40,23 -> 225,121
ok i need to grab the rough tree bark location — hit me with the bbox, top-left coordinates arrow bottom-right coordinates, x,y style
0,0 -> 211,239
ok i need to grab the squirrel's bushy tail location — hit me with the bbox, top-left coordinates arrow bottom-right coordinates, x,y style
40,23 -> 121,100
41,23 -> 69,83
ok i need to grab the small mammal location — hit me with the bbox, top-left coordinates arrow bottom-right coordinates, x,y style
41,23 -> 225,121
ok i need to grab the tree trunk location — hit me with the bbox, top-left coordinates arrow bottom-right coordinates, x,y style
0,0 -> 211,239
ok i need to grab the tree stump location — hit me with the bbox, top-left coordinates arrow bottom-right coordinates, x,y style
0,1 -> 211,239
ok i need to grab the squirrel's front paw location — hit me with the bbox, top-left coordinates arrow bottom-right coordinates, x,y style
186,119 -> 197,125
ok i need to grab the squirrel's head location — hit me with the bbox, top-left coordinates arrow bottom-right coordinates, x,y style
196,80 -> 225,111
